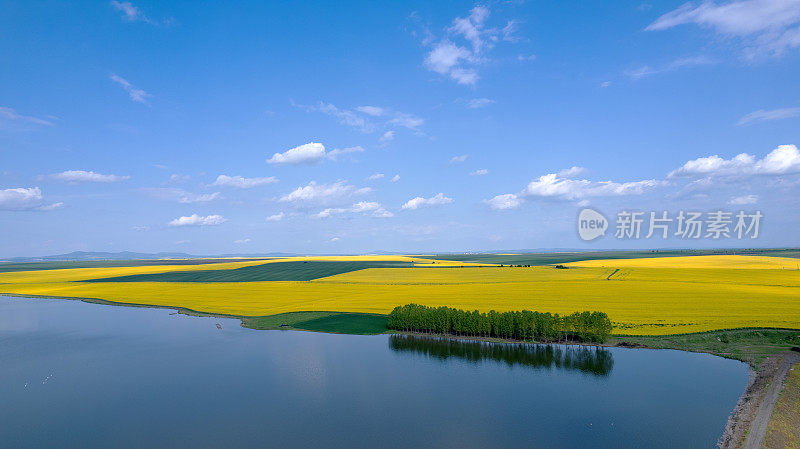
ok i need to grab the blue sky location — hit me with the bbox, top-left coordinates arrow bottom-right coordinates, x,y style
2,0 -> 799,257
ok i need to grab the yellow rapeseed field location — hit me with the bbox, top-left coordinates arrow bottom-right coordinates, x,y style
1,255 -> 798,335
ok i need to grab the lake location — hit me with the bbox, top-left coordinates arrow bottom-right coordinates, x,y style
0,295 -> 749,448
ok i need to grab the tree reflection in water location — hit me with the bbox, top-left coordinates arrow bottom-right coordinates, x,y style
389,334 -> 614,377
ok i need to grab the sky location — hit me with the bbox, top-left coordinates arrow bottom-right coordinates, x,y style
1,0 -> 800,257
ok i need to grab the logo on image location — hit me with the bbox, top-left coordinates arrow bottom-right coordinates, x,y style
577,208 -> 608,241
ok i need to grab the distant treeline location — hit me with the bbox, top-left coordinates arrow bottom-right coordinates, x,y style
387,303 -> 612,343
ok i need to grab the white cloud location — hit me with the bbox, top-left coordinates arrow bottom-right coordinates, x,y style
387,113 -> 424,130
267,142 -> 326,165
266,212 -> 285,222
380,131 -> 395,142
111,1 -> 147,21
327,145 -> 365,160
49,170 -> 130,183
168,214 -> 227,227
401,193 -> 454,210
169,174 -> 190,183
467,98 -> 495,109
142,188 -> 221,203
110,74 -> 150,104
368,173 -> 385,180
450,154 -> 468,163
668,144 -> 800,177
645,0 -> 800,57
356,106 -> 385,116
38,202 -> 64,211
329,237 -> 340,242
485,170 -> 666,208
234,238 -> 251,244
470,168 -> 489,176
266,142 -> 364,165
296,101 -> 424,133
0,187 -> 60,211
485,193 -> 523,210
523,173 -> 666,200
279,181 -> 371,204
315,201 -> 393,219
212,174 -> 278,188
390,174 -> 401,183
728,194 -> 759,205
737,107 -> 800,125
422,5 -> 519,85
0,106 -> 54,126
517,54 -> 537,61
557,166 -> 587,177
600,81 -> 612,88
626,56 -> 714,79
425,42 -> 476,84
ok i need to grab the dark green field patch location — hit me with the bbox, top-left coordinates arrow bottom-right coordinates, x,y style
82,260 -> 413,283
292,313 -> 388,335
416,248 -> 800,266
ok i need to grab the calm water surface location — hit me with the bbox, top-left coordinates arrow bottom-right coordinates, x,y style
0,296 -> 749,448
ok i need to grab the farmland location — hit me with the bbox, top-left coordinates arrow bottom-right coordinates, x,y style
1,253 -> 798,336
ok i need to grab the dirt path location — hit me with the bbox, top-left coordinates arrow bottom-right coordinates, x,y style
743,352 -> 800,449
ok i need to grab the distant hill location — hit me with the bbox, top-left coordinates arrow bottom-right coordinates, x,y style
1,251 -> 298,263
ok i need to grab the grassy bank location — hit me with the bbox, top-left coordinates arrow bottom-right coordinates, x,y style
612,329 -> 800,367
241,311 -> 389,335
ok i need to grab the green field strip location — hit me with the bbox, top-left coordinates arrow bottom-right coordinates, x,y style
81,260 -> 414,283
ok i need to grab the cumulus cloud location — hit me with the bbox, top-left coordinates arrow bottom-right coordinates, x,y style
267,142 -> 365,165
668,144 -> 800,177
110,74 -> 150,104
728,194 -> 759,205
401,193 -> 454,210
315,201 -> 393,219
48,170 -> 130,183
142,188 -> 221,203
523,174 -> 666,200
390,174 -> 401,183
485,170 -> 666,209
484,193 -> 523,210
279,181 -> 371,205
737,107 -> 800,125
422,5 -> 520,85
368,173 -> 385,180
234,238 -> 251,244
266,212 -> 285,222
0,106 -> 54,126
267,142 -> 326,165
211,174 -> 278,188
645,0 -> 800,58
470,169 -> 488,176
450,155 -> 468,163
0,187 -> 61,211
168,214 -> 227,227
380,131 -> 395,142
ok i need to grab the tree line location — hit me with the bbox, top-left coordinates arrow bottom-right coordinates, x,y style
387,303 -> 612,343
